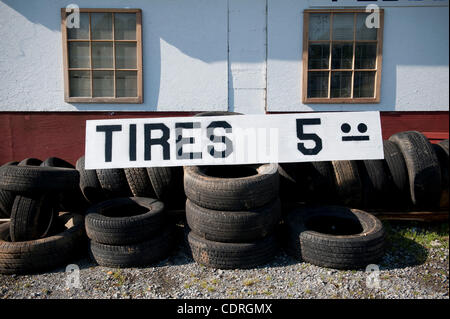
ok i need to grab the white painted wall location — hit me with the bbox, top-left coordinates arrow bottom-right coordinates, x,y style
228,0 -> 266,114
0,0 -> 448,113
0,0 -> 229,112
267,0 -> 449,112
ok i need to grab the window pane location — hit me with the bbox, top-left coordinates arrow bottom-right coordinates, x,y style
331,71 -> 352,98
69,71 -> 90,97
92,42 -> 113,68
308,44 -> 330,69
67,13 -> 89,39
115,43 -> 137,69
355,43 -> 377,69
307,72 -> 329,98
115,13 -> 136,40
68,42 -> 90,68
309,14 -> 330,41
331,43 -> 353,69
332,13 -> 354,40
354,71 -> 375,98
91,13 -> 112,40
116,71 -> 137,97
93,71 -> 114,97
356,13 -> 377,40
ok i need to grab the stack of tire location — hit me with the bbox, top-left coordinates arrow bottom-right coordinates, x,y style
280,132 -> 448,211
85,197 -> 175,268
0,158 -> 85,274
184,163 -> 281,269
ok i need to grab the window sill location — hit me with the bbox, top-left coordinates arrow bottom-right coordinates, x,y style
65,97 -> 143,104
303,98 -> 380,104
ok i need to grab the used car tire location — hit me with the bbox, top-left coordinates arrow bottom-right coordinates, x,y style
188,231 -> 278,269
0,161 -> 19,218
9,193 -> 58,242
0,212 -> 86,274
285,206 -> 385,269
88,226 -> 174,268
147,167 -> 173,201
85,197 -> 166,245
438,139 -> 449,155
76,156 -> 106,204
278,161 -> 335,204
41,157 -> 74,169
184,164 -> 279,211
124,168 -> 155,198
433,140 -> 449,208
332,161 -> 363,208
382,140 -> 410,207
186,198 -> 281,243
187,230 -> 278,269
42,157 -> 87,212
0,165 -> 80,193
96,168 -> 132,199
18,158 -> 42,166
389,131 -> 441,208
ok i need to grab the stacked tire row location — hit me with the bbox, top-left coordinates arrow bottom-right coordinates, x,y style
85,197 -> 175,268
280,132 -> 449,211
76,156 -> 185,211
184,164 -> 281,269
76,156 -> 184,267
0,158 -> 86,274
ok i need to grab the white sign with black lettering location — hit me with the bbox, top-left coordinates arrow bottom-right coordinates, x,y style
84,112 -> 383,169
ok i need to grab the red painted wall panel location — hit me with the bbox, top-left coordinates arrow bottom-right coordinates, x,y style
0,111 -> 448,165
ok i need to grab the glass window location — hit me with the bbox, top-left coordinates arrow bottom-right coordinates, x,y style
63,9 -> 142,102
304,11 -> 383,102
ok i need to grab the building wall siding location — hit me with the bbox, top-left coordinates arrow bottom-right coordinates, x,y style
0,0 -> 448,113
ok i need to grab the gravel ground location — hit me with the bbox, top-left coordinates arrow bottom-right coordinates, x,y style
0,220 -> 448,299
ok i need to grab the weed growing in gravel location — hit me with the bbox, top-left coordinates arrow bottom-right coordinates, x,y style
111,270 -> 126,286
243,278 -> 259,287
183,282 -> 192,289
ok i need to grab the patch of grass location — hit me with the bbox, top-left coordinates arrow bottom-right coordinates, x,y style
210,279 -> 218,285
288,281 -> 294,287
183,282 -> 192,289
111,270 -> 126,286
262,289 -> 272,296
207,286 -> 216,292
200,281 -> 208,289
383,221 -> 448,266
266,276 -> 272,281
305,289 -> 312,294
23,283 -> 31,289
243,278 -> 259,287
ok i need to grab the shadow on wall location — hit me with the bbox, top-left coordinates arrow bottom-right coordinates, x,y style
1,0 -> 231,111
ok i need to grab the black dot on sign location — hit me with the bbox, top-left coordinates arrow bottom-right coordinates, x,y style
341,123 -> 351,133
358,123 -> 368,133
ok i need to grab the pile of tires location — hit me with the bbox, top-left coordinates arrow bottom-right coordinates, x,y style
184,164 -> 281,269
76,156 -> 186,211
85,197 -> 175,268
0,158 -> 86,274
280,132 -> 448,211
284,206 -> 385,269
